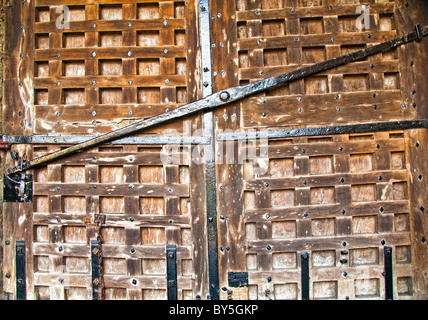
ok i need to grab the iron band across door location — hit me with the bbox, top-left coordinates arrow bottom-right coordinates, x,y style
5,25 -> 428,176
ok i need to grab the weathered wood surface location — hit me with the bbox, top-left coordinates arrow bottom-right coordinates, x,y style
3,0 -> 203,300
2,0 -> 427,300
213,0 -> 427,300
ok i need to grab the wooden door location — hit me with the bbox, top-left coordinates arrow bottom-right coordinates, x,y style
210,0 -> 428,300
2,0 -> 210,300
1,0 -> 427,301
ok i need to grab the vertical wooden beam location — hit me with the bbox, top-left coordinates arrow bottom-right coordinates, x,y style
405,129 -> 428,299
2,0 -> 34,298
183,0 -> 208,300
396,0 -> 428,299
210,0 -> 243,301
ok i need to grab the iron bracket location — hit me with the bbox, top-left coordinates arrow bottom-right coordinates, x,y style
166,244 -> 178,300
384,246 -> 393,300
91,240 -> 102,300
16,240 -> 26,300
3,173 -> 32,203
228,272 -> 248,288
301,252 -> 310,300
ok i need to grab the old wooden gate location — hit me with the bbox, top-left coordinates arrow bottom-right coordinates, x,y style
1,0 -> 427,300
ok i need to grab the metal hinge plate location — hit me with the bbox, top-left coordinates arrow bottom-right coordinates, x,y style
3,173 -> 32,203
228,272 -> 248,288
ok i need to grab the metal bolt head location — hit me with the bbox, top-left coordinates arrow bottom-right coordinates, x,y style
219,91 -> 230,102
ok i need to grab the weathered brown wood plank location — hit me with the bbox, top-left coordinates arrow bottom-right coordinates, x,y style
246,233 -> 411,252
245,170 -> 408,190
237,3 -> 395,21
244,200 -> 410,222
238,31 -> 397,51
248,138 -> 405,159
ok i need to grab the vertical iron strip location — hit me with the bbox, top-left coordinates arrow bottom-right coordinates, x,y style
15,240 -> 26,300
166,244 -> 178,300
91,240 -> 102,300
384,246 -> 393,300
301,252 -> 310,300
199,0 -> 219,300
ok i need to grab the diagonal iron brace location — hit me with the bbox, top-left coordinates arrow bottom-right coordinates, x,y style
5,25 -> 428,175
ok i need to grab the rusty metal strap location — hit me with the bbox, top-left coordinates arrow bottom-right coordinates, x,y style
217,120 -> 428,141
6,25 -> 428,175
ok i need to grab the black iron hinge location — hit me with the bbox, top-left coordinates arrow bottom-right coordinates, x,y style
3,173 -> 32,203
228,272 -> 249,288
16,240 -> 26,300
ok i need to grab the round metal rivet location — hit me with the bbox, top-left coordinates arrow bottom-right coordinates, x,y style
219,91 -> 230,102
